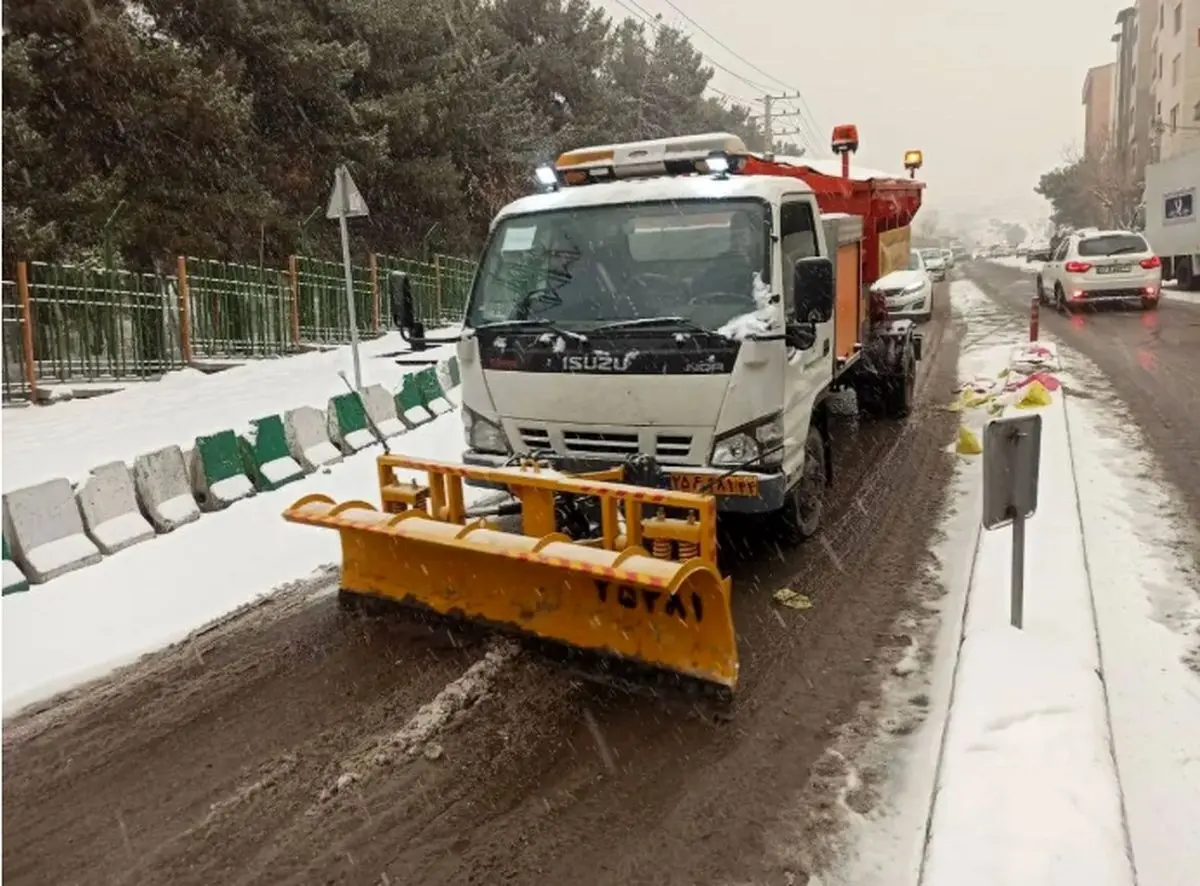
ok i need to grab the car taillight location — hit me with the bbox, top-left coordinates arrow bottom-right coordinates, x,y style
1064,260 -> 1092,273
1139,255 -> 1161,269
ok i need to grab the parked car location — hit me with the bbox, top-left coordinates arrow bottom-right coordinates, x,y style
872,249 -> 934,323
951,244 -> 970,263
941,247 -> 955,269
1035,229 -> 1162,312
920,248 -> 947,281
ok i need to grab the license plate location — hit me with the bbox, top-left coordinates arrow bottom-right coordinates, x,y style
1096,264 -> 1131,274
669,472 -> 760,497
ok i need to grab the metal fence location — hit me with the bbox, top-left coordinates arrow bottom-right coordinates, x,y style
185,258 -> 294,358
24,262 -> 184,384
2,281 -> 30,402
2,251 -> 478,402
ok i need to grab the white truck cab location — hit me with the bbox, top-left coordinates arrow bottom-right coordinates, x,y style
391,131 -> 924,539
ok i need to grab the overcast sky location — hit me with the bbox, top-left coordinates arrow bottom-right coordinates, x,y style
595,0 -> 1123,233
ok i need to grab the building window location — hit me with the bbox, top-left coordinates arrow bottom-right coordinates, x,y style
1173,53 -> 1180,86
1170,104 -> 1179,131
1158,53 -> 1163,77
1194,99 -> 1200,122
1174,2 -> 1182,33
1160,2 -> 1164,29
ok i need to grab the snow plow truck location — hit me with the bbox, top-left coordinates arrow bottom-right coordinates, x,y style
284,126 -> 927,697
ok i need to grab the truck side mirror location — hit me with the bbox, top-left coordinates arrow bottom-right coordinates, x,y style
389,271 -> 426,351
792,256 -> 834,324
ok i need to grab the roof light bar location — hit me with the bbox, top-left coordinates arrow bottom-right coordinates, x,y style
552,132 -> 749,185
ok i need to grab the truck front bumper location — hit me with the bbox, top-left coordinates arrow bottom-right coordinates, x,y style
461,449 -> 789,514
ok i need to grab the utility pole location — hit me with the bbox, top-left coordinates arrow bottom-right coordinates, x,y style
757,92 -> 809,159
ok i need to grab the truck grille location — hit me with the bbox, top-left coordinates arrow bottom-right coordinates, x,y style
517,427 -> 694,463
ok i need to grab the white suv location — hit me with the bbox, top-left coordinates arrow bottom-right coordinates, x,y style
1036,229 -> 1162,312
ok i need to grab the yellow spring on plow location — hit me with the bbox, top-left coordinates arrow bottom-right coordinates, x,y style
282,455 -> 738,690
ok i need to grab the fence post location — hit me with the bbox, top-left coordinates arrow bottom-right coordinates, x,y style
288,254 -> 301,348
369,252 -> 381,334
15,261 -> 39,401
176,256 -> 194,364
434,253 -> 443,318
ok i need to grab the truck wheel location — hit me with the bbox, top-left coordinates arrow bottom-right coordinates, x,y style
882,343 -> 916,418
779,425 -> 826,543
1177,259 -> 1196,291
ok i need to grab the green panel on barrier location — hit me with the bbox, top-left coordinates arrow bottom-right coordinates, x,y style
446,356 -> 461,388
196,429 -> 246,486
239,415 -> 306,491
415,367 -> 447,406
3,535 -> 30,595
395,375 -> 430,424
331,392 -> 369,437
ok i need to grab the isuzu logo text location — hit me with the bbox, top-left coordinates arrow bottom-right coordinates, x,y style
564,353 -> 635,372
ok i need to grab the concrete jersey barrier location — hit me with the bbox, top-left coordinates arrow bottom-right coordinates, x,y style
3,535 -> 30,594
132,445 -> 202,533
239,415 -> 307,491
191,430 -> 255,511
395,375 -> 434,427
1,478 -> 103,583
76,461 -> 157,555
415,367 -> 454,415
284,405 -> 344,472
360,384 -> 407,438
326,393 -> 376,453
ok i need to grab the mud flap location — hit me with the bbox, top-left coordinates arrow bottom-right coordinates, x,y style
283,458 -> 740,690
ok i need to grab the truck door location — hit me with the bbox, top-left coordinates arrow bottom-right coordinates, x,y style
779,196 -> 831,461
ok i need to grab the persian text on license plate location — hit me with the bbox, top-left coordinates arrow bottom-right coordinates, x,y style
669,473 -> 760,497
1097,264 -> 1131,274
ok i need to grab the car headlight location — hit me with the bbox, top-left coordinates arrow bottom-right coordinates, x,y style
463,406 -> 511,454
710,412 -> 784,467
902,280 -> 924,294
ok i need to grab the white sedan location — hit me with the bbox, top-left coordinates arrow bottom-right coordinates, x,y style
920,248 -> 947,281
872,249 -> 934,323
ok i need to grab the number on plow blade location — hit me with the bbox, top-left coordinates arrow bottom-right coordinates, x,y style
595,581 -> 704,623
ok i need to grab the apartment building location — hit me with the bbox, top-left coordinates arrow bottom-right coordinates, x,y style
1083,62 -> 1117,158
1148,0 -> 1200,159
1113,6 -> 1139,163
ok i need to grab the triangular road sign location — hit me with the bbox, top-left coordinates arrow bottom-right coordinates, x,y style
326,164 -> 369,219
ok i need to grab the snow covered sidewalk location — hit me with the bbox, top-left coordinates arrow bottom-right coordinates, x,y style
923,341 -> 1134,886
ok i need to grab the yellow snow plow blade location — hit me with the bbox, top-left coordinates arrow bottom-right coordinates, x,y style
282,455 -> 738,690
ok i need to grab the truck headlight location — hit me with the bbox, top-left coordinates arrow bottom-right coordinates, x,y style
710,413 -> 784,467
463,407 -> 510,454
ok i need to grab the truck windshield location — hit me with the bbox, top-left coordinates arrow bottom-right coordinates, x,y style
465,199 -> 771,332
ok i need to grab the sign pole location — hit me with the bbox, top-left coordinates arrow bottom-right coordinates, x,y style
981,413 -> 1043,631
337,166 -> 363,391
1010,508 -> 1026,629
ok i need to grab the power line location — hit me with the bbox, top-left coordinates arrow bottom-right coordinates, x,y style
609,0 -> 772,94
651,0 -> 823,150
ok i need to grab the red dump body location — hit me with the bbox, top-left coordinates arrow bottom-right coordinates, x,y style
739,155 -> 924,288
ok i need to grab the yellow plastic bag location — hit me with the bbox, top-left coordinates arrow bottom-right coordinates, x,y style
956,425 -> 983,455
1015,380 -> 1052,409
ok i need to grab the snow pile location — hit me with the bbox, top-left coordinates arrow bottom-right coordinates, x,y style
718,272 -> 780,340
922,347 -> 1135,886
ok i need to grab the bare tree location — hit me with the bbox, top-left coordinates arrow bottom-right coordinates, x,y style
1071,138 -> 1143,230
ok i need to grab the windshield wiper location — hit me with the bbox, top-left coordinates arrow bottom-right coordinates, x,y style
592,316 -> 724,337
472,318 -> 589,343
1105,245 -> 1143,256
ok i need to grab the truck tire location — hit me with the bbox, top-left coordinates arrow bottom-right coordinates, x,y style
778,425 -> 826,543
1177,258 -> 1196,291
857,336 -> 916,419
